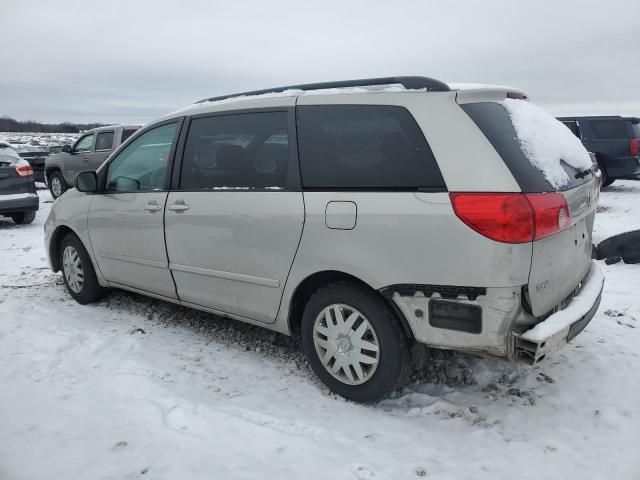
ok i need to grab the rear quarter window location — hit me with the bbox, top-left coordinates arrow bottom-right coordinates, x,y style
462,102 -> 593,192
297,105 -> 445,190
589,119 -> 629,139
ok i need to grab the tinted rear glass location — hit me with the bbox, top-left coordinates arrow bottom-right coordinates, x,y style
462,102 -> 592,192
180,111 -> 290,189
297,105 -> 445,190
590,119 -> 628,139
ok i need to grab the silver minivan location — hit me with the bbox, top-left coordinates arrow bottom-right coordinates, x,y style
45,77 -> 604,402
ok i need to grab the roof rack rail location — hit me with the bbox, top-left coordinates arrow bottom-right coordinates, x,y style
196,76 -> 450,104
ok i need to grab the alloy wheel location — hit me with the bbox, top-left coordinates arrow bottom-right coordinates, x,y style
51,176 -> 63,197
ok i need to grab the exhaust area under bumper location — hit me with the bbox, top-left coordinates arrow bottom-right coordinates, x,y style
514,261 -> 604,365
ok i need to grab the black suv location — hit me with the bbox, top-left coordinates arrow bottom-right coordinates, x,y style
558,116 -> 640,186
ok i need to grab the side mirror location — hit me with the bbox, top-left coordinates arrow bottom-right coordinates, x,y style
62,144 -> 72,153
75,171 -> 98,192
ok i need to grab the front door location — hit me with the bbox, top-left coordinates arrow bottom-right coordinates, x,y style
65,132 -> 94,184
88,121 -> 181,299
87,130 -> 115,170
164,108 -> 304,323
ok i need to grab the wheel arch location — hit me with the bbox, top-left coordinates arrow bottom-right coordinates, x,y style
286,269 -> 414,341
45,165 -> 62,182
49,224 -> 80,272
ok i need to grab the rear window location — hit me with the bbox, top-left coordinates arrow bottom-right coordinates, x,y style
589,119 -> 628,139
121,128 -> 137,144
297,105 -> 445,190
462,102 -> 593,192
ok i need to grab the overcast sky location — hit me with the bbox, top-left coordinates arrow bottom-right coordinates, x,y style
1,0 -> 639,124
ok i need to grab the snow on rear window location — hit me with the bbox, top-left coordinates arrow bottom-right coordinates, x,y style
501,99 -> 592,189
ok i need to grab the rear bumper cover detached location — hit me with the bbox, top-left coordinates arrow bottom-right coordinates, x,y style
514,261 -> 604,364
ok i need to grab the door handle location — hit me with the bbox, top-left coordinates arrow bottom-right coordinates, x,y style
143,201 -> 162,212
167,202 -> 190,212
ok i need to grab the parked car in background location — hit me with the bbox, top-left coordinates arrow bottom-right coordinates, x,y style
0,144 -> 39,224
45,124 -> 141,198
12,144 -> 50,183
45,77 -> 603,402
558,116 -> 640,187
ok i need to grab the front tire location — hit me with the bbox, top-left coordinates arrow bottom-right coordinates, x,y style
60,233 -> 108,304
10,211 -> 36,224
301,282 -> 410,403
49,171 -> 67,198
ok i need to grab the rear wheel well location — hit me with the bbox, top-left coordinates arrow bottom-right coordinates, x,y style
46,167 -> 63,182
49,225 -> 75,272
287,270 -> 414,340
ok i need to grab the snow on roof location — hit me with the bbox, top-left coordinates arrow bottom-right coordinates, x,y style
170,81 -> 529,119
169,85 -> 416,115
501,98 -> 593,189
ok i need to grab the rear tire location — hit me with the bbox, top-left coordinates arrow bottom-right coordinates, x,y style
300,282 -> 410,403
49,171 -> 67,198
60,233 -> 108,304
10,211 -> 36,224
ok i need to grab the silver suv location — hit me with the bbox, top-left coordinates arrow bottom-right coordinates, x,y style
44,77 -> 604,402
45,124 -> 140,198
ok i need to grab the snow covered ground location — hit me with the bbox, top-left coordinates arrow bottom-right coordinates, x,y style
1,183 -> 639,480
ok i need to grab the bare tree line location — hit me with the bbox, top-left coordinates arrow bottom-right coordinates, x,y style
0,116 -> 108,133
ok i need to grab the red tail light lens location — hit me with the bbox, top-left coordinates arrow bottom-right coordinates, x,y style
630,138 -> 638,156
526,193 -> 570,240
450,192 -> 570,243
449,193 -> 534,243
15,164 -> 33,177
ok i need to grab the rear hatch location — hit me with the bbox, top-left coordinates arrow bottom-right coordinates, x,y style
0,153 -> 35,196
461,99 -> 598,317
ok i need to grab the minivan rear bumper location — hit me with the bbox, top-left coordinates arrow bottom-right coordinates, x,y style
514,261 -> 604,364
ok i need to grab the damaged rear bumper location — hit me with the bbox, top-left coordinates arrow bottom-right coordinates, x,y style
514,261 -> 604,364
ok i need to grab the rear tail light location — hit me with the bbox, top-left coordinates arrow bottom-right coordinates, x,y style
526,193 -> 571,240
630,138 -> 638,156
15,164 -> 33,177
450,192 -> 570,244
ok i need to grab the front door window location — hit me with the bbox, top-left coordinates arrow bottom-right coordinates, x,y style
106,123 -> 177,192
